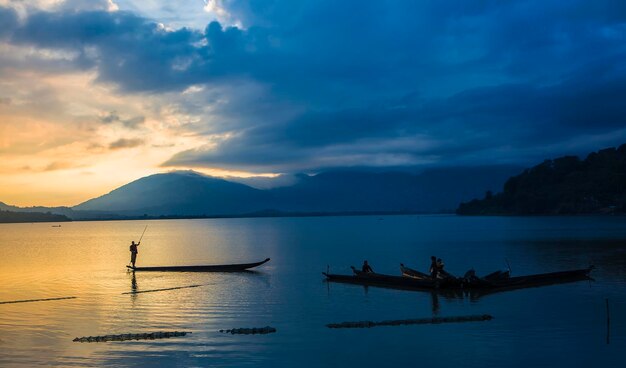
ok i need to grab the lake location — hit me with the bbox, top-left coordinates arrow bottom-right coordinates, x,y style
0,215 -> 625,367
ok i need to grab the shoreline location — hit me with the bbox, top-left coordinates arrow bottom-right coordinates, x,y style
0,210 -> 454,224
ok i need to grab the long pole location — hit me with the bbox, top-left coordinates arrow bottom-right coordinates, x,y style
138,225 -> 148,243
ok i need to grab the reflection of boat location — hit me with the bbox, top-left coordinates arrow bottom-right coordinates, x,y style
127,258 -> 270,272
51,225 -> 62,227
323,265 -> 593,294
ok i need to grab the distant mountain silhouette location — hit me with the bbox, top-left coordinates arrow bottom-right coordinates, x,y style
457,144 -> 626,215
2,166 -> 521,220
0,201 -> 77,218
0,209 -> 70,223
73,171 -> 269,216
70,166 -> 519,217
268,167 -> 521,213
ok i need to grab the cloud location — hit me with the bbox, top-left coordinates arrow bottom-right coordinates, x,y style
2,1 -> 626,175
43,161 -> 81,171
122,115 -> 145,128
99,111 -> 120,123
99,111 -> 145,128
109,138 -> 144,150
162,59 -> 626,172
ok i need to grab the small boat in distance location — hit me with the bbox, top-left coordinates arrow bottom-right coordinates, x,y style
127,258 -> 270,272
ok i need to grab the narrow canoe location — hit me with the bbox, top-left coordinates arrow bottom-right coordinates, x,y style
478,267 -> 592,289
324,269 -> 441,290
127,258 -> 270,272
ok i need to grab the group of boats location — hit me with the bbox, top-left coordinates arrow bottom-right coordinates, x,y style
323,262 -> 594,294
125,256 -> 593,297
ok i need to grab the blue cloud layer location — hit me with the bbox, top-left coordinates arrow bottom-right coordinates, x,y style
1,0 -> 626,172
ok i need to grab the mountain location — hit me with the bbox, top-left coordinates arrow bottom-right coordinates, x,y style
0,201 -> 77,218
2,166 -> 521,220
73,171 -> 269,216
0,210 -> 70,223
269,166 -> 521,213
69,166 -> 520,217
457,144 -> 626,215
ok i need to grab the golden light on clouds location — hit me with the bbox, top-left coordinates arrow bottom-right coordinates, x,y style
0,59 -> 255,207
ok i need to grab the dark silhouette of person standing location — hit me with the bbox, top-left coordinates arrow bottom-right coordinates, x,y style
429,256 -> 439,279
129,240 -> 140,268
437,258 -> 445,272
361,260 -> 374,273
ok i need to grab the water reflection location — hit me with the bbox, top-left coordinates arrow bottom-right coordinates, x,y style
0,216 -> 625,367
130,271 -> 138,292
430,292 -> 440,316
129,270 -> 138,304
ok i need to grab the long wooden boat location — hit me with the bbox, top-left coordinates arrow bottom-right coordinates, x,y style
472,266 -> 592,290
400,264 -> 460,282
127,258 -> 270,272
324,270 -> 433,290
323,265 -> 593,293
399,263 -> 430,279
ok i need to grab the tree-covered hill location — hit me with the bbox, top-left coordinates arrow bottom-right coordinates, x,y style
457,144 -> 626,215
0,210 -> 71,223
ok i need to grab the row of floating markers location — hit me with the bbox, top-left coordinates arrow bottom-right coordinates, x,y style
3,293 -> 613,343
0,296 -> 77,305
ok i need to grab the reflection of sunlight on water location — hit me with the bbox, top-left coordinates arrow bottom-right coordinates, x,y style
1,216 -> 625,366
0,219 -> 279,366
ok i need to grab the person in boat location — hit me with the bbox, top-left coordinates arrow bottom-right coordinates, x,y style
361,260 -> 374,273
129,240 -> 140,268
429,256 -> 439,279
436,258 -> 445,272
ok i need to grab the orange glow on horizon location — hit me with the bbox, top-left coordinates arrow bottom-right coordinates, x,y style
0,68 -> 277,208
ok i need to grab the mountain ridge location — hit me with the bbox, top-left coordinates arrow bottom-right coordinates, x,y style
2,166 -> 522,219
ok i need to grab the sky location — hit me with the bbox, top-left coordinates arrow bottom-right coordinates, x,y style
1,0 -> 626,206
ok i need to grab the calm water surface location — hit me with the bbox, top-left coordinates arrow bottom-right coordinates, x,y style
0,215 -> 625,367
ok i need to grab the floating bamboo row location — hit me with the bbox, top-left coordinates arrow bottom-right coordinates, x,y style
219,326 -> 277,334
0,296 -> 77,305
73,331 -> 191,343
326,314 -> 493,329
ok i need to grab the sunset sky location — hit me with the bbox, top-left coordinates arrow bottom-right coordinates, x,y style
1,0 -> 626,206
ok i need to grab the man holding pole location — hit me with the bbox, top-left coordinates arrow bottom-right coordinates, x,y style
129,226 -> 147,268
129,241 -> 140,268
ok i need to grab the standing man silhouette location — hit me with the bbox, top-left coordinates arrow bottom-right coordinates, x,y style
429,256 -> 439,279
129,241 -> 140,268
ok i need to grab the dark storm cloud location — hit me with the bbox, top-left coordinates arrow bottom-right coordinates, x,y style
163,62 -> 626,172
2,1 -> 626,171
